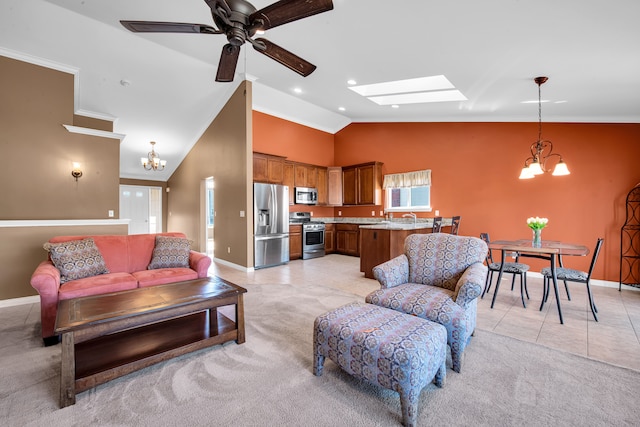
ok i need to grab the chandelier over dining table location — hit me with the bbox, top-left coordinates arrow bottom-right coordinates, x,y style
519,77 -> 570,179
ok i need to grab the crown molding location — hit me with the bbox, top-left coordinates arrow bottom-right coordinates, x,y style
62,125 -> 126,141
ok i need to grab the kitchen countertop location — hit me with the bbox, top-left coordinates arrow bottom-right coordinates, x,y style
359,222 -> 433,230
316,217 -> 450,229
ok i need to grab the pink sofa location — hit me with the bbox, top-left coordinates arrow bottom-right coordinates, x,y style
30,232 -> 211,345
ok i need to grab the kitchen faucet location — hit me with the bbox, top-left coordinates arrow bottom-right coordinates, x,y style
402,212 -> 417,225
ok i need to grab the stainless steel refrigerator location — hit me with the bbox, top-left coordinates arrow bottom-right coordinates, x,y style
254,183 -> 289,269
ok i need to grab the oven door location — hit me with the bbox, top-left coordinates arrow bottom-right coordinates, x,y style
303,228 -> 325,259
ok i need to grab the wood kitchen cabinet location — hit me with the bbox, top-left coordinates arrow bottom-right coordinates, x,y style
359,227 -> 430,278
294,163 -> 317,188
253,152 -> 285,184
289,224 -> 302,260
327,167 -> 343,206
283,161 -> 295,205
342,162 -> 383,206
336,224 -> 360,257
316,167 -> 328,205
324,223 -> 335,254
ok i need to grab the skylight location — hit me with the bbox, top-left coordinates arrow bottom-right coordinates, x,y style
348,75 -> 467,106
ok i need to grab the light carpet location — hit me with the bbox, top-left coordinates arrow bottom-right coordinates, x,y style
1,282 -> 639,427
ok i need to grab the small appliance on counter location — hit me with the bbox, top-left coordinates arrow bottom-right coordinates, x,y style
254,183 -> 289,269
289,212 -> 325,259
294,187 -> 318,205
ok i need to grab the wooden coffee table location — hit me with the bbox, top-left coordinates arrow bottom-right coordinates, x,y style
54,276 -> 247,408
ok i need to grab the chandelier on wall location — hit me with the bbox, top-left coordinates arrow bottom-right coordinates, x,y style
519,77 -> 570,179
141,141 -> 166,171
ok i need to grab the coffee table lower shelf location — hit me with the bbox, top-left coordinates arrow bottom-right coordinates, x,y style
74,310 -> 235,393
55,276 -> 247,408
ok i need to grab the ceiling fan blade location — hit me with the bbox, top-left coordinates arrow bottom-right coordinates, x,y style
120,20 -> 222,34
253,38 -> 316,77
216,44 -> 241,82
249,0 -> 333,31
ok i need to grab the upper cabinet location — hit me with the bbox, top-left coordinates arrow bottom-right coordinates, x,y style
283,161 -> 295,205
327,167 -> 343,206
342,162 -> 383,206
316,167 -> 328,205
253,152 -> 285,184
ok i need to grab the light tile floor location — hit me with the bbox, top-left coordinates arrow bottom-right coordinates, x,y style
210,254 -> 640,371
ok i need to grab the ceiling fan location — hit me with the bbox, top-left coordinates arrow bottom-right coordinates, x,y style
120,0 -> 334,82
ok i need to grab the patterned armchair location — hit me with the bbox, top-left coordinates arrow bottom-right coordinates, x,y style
365,233 -> 488,373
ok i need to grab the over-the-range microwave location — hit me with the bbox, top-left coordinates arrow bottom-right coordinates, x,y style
294,187 -> 318,205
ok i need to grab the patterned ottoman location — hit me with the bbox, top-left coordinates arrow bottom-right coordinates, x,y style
313,302 -> 447,427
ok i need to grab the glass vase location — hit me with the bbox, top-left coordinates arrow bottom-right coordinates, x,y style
532,228 -> 542,247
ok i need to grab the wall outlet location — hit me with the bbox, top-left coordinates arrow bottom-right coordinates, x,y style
240,210 -> 245,217
380,210 -> 383,216
310,212 -> 313,216
227,247 -> 231,253
371,210 -> 375,216
435,210 -> 440,216
338,211 -> 342,216
108,210 -> 114,218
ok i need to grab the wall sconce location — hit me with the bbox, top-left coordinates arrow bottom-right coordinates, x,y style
71,162 -> 83,181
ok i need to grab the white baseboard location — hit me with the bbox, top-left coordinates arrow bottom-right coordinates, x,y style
212,257 -> 254,272
516,272 -> 639,291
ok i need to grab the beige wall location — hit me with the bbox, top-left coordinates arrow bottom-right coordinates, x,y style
167,81 -> 253,267
0,56 -> 120,220
0,223 -> 128,299
0,55 -> 123,299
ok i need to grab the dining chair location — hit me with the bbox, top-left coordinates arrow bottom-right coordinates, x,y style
432,216 -> 443,233
540,238 -> 604,321
450,216 -> 461,235
480,233 -> 531,307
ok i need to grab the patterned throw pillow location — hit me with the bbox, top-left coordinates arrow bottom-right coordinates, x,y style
45,238 -> 109,284
148,236 -> 191,270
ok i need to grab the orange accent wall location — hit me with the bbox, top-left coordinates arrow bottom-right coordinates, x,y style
253,111 -> 640,281
335,122 -> 640,282
252,111 -> 336,217
253,111 -> 335,165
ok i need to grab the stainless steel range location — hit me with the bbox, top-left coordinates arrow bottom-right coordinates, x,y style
289,212 -> 326,260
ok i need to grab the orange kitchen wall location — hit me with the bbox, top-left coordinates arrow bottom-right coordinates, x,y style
335,122 -> 640,282
253,111 -> 336,217
253,111 -> 640,281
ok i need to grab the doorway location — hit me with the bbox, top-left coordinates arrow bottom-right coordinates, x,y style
202,177 -> 214,258
120,185 -> 163,234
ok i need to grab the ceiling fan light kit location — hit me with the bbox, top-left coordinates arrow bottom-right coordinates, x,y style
121,0 -> 334,83
518,76 -> 570,180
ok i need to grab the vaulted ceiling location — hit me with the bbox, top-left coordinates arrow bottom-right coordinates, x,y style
1,0 -> 639,180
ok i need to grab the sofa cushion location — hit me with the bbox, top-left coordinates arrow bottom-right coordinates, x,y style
45,238 -> 109,284
133,268 -> 198,288
148,236 -> 191,269
58,272 -> 138,300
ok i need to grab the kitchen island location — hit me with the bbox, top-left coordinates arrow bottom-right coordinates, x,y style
359,222 -> 434,279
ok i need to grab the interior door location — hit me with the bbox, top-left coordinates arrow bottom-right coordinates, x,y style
120,185 -> 162,234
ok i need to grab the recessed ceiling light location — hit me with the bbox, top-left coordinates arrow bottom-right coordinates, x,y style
338,107 -> 346,111
293,87 -> 302,94
391,105 -> 399,109
347,79 -> 357,85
